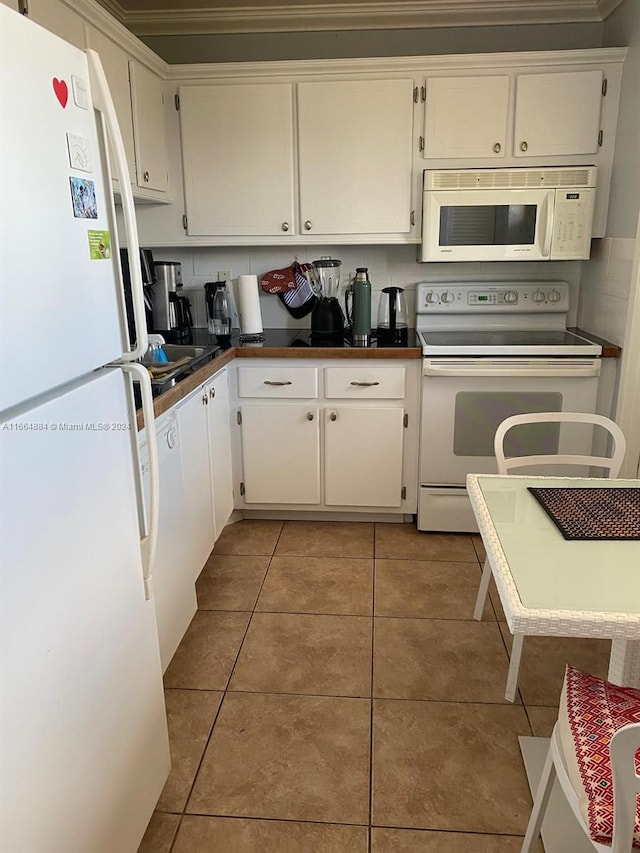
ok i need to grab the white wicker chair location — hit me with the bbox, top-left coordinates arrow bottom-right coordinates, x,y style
522,667 -> 640,852
472,412 -> 627,701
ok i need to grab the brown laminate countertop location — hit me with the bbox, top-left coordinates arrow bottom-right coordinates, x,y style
568,327 -> 622,359
137,328 -> 422,429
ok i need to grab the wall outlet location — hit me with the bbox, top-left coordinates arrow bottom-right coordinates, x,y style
217,270 -> 231,282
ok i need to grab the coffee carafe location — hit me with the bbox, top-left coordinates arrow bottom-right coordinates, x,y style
205,281 -> 232,346
376,286 -> 408,345
310,257 -> 345,339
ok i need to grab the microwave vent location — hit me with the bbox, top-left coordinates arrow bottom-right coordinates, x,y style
426,167 -> 597,190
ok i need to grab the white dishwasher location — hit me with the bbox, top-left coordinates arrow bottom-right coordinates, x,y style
139,412 -> 197,672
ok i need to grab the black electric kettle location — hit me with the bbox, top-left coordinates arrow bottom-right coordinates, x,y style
376,286 -> 408,345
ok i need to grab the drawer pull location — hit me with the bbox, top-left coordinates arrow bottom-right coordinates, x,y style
264,380 -> 293,386
350,381 -> 380,387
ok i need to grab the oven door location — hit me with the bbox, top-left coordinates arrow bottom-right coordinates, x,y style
421,188 -> 554,262
418,357 -> 601,531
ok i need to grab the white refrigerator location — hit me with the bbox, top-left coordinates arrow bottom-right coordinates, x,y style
0,7 -> 170,852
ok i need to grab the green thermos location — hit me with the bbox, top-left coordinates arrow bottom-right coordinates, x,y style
345,267 -> 372,346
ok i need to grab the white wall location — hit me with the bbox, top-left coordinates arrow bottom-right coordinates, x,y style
602,0 -> 640,238
576,0 -> 639,345
141,23 -> 602,64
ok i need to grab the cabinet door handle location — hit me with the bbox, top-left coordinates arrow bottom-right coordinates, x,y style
209,387 -> 216,399
307,412 -> 314,421
329,411 -> 337,421
264,380 -> 292,386
202,393 -> 208,405
143,170 -> 150,182
350,381 -> 380,387
519,141 -> 528,152
281,221 -> 290,232
493,142 -> 501,153
304,220 -> 312,231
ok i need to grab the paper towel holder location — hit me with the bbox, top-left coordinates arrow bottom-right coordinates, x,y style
239,331 -> 265,343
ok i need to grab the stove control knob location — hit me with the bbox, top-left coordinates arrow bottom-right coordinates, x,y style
425,291 -> 438,305
503,290 -> 518,304
441,290 -> 455,304
532,289 -> 546,304
548,289 -> 562,303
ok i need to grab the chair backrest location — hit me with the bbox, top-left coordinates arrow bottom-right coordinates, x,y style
494,412 -> 626,477
609,723 -> 640,853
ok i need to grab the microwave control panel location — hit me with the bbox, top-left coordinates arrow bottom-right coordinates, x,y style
550,188 -> 595,260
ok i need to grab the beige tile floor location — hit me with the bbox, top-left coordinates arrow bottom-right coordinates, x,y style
138,520 -> 611,853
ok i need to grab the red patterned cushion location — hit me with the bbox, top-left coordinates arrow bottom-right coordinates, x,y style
558,665 -> 640,847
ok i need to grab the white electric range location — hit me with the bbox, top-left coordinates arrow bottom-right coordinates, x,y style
415,281 -> 602,532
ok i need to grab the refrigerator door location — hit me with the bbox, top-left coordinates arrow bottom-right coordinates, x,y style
0,7 -> 127,411
0,369 -> 170,853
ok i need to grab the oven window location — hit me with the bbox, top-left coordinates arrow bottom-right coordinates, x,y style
439,204 -> 538,246
453,392 -> 562,457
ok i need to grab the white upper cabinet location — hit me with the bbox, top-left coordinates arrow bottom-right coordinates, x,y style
85,27 -> 137,186
129,60 -> 169,192
178,78 -> 415,239
423,68 -> 606,163
513,70 -> 604,157
22,0 -> 85,47
179,83 -> 295,236
297,79 -> 415,235
423,76 -> 510,159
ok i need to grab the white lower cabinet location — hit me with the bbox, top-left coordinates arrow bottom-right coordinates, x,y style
240,405 -> 321,504
176,386 -> 215,578
324,406 -> 404,507
233,360 -> 419,514
176,368 -> 235,576
205,370 -> 235,538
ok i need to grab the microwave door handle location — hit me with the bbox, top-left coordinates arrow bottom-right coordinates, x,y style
539,192 -> 553,258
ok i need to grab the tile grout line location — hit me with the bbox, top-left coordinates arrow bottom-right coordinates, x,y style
368,524 -> 378,851
167,521 -> 286,848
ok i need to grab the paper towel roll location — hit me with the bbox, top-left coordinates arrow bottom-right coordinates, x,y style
235,275 -> 264,339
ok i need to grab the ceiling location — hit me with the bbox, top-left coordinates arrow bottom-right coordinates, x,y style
95,0 -> 626,36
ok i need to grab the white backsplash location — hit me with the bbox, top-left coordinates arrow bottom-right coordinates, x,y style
577,237 -> 636,345
149,244 -> 583,331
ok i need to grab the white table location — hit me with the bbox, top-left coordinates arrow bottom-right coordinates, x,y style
467,474 -> 640,702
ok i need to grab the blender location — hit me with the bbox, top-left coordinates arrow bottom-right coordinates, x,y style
310,257 -> 345,339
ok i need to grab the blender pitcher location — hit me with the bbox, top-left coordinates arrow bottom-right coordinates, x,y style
310,257 -> 345,338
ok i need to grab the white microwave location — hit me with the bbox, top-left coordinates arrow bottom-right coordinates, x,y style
420,166 -> 597,262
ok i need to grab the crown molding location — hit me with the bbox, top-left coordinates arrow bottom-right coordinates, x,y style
98,0 -> 627,37
166,46 -> 627,80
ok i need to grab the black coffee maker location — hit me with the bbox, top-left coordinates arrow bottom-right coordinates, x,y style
120,247 -> 155,347
151,261 -> 193,344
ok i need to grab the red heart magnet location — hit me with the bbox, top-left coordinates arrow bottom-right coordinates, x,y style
52,78 -> 68,108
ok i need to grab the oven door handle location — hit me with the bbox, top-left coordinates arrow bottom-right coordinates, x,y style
422,359 -> 601,378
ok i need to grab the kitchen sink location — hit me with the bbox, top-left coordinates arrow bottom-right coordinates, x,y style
144,343 -> 221,395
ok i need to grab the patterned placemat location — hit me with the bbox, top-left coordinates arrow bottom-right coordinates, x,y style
528,487 -> 640,541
